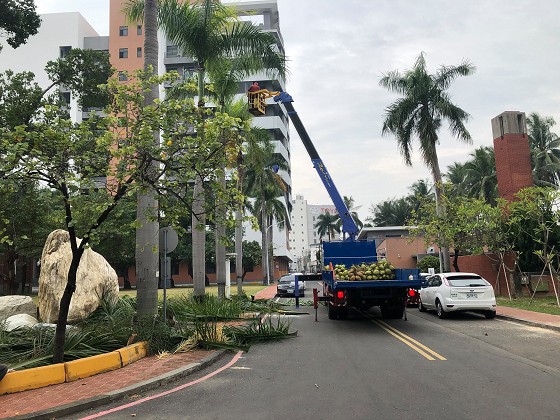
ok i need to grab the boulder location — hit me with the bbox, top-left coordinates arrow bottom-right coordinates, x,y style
38,229 -> 119,323
0,295 -> 37,321
4,313 -> 39,331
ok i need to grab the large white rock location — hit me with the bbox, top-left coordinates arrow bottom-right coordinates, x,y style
0,295 -> 37,321
38,229 -> 119,323
4,313 -> 39,331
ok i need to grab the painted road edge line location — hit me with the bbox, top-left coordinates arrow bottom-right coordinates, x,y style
79,351 -> 244,420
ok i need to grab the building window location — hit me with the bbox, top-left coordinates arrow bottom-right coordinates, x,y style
166,44 -> 178,57
60,46 -> 71,58
60,91 -> 71,105
118,72 -> 128,81
137,25 -> 142,35
137,47 -> 142,57
119,48 -> 128,58
119,26 -> 128,36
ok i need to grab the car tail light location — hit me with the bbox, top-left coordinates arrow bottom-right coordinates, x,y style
337,290 -> 345,299
408,288 -> 416,297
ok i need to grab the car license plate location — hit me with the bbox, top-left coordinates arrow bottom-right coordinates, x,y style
466,292 -> 477,298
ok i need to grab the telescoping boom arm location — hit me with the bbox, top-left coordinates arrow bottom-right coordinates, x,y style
248,89 -> 359,240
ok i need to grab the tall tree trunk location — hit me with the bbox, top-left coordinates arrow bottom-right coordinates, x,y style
235,207 -> 243,295
261,202 -> 268,285
267,215 -> 274,283
192,174 -> 206,298
431,153 -> 451,272
215,170 -> 226,299
192,67 -> 207,299
136,0 -> 159,317
53,248 -> 84,363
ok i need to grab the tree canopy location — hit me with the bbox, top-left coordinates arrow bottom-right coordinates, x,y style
0,0 -> 41,53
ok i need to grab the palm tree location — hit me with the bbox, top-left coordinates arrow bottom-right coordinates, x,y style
445,162 -> 469,198
243,139 -> 289,284
314,213 -> 341,242
527,113 -> 560,187
252,185 -> 289,284
336,196 -> 363,239
367,198 -> 412,227
407,179 -> 434,212
127,0 -> 159,317
380,52 -> 475,271
125,0 -> 286,297
464,146 -> 497,204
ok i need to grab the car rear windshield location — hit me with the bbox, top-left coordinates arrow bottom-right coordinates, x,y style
447,275 -> 487,287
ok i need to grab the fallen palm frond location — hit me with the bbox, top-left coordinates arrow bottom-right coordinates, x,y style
223,316 -> 296,346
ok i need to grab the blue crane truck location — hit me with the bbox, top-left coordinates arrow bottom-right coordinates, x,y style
248,89 -> 425,319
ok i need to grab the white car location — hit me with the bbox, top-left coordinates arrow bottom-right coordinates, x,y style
276,273 -> 305,297
418,272 -> 496,319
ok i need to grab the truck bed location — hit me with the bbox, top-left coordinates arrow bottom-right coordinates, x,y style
323,269 -> 425,290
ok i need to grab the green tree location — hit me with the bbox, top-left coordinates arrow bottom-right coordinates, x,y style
336,196 -> 363,239
244,138 -> 288,285
409,195 -> 493,272
0,0 -> 40,53
527,113 -> 560,187
367,197 -> 412,227
125,0 -> 286,298
252,185 -> 289,284
509,187 -> 560,305
314,213 -> 340,242
380,52 -> 475,271
444,161 -> 469,198
0,181 -> 64,294
0,69 -> 238,362
464,146 -> 497,204
240,240 -> 261,281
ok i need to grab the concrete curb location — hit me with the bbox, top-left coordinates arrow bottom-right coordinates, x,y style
496,314 -> 560,333
14,349 -> 227,420
0,342 -> 149,396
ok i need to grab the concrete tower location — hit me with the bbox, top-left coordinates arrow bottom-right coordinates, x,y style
491,111 -> 534,202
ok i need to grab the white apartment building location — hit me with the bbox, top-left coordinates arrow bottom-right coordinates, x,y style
290,195 -> 337,272
0,13 -> 106,123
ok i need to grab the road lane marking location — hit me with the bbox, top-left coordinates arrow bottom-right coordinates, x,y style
358,310 -> 446,361
79,351 -> 244,419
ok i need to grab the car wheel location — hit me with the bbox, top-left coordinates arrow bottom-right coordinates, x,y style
436,300 -> 448,319
418,299 -> 427,312
484,310 -> 496,319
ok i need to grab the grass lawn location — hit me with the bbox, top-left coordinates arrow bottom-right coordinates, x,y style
119,284 -> 268,300
497,296 -> 560,316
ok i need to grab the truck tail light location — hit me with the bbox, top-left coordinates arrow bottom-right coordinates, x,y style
408,288 -> 416,297
337,290 -> 345,299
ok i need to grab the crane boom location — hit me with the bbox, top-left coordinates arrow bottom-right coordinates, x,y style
249,89 -> 359,240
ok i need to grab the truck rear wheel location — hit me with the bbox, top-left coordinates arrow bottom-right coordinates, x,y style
327,303 -> 338,319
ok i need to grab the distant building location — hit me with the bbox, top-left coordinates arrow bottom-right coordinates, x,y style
289,195 -> 337,272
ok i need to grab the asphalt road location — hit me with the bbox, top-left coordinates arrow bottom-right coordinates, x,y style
72,286 -> 560,420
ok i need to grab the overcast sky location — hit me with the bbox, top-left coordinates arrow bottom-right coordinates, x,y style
35,0 -> 560,221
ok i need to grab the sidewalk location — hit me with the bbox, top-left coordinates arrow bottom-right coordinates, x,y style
1,287 -> 559,419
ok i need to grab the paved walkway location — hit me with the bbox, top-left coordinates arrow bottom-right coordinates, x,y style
1,285 -> 559,419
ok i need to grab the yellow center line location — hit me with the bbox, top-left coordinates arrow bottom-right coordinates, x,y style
358,309 -> 447,361
375,319 -> 447,361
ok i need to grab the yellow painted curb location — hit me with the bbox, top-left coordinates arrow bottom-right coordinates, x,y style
118,341 -> 149,366
0,341 -> 150,395
0,363 -> 66,395
65,351 -> 122,382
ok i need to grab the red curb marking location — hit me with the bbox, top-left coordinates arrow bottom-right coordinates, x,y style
79,351 -> 243,419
